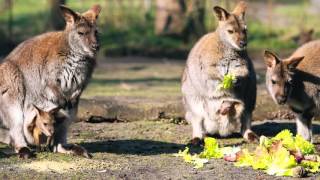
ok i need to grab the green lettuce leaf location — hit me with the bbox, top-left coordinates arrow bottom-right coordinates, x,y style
234,149 -> 254,167
301,160 -> 320,173
199,137 -> 223,159
294,135 -> 315,155
265,144 -> 297,176
218,73 -> 236,90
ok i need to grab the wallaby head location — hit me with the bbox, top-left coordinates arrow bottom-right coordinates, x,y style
217,99 -> 244,118
60,4 -> 101,57
213,1 -> 247,50
264,51 -> 304,105
30,105 -> 59,137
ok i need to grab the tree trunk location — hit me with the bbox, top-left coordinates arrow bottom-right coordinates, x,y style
50,0 -> 66,30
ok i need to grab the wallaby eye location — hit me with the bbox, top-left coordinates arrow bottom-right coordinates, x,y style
243,29 -> 247,34
227,30 -> 234,34
271,80 -> 277,85
78,31 -> 85,36
43,123 -> 48,126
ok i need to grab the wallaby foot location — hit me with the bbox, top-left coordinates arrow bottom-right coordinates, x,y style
243,129 -> 258,143
54,144 -> 92,158
188,137 -> 204,147
18,147 -> 35,159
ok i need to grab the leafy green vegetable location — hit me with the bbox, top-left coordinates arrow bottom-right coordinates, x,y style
199,137 -> 223,159
272,129 -> 295,150
265,144 -> 297,176
295,135 -> 315,155
301,160 -> 320,173
234,149 -> 254,167
174,147 -> 209,169
259,136 -> 272,148
269,129 -> 314,155
174,130 -> 318,177
218,73 -> 236,90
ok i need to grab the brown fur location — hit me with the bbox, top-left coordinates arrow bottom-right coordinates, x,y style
0,5 -> 101,157
27,106 -> 57,151
182,1 -> 257,143
264,40 -> 320,141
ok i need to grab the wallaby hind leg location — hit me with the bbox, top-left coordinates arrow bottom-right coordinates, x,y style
53,106 -> 91,158
183,96 -> 206,145
296,112 -> 313,142
186,111 -> 205,140
240,113 -> 258,142
7,103 -> 34,158
0,127 -> 10,144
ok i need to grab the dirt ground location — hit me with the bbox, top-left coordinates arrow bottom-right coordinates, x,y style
0,55 -> 319,179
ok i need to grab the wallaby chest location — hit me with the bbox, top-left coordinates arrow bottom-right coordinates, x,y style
56,54 -> 95,98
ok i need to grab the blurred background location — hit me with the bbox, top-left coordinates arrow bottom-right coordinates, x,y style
0,0 -> 319,121
0,0 -> 319,57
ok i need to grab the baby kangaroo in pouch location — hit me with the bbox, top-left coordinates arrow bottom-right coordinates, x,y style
27,105 -> 58,152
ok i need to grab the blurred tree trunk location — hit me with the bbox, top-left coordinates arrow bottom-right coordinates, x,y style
155,0 -> 206,42
50,0 -> 66,30
6,0 -> 13,41
155,0 -> 186,36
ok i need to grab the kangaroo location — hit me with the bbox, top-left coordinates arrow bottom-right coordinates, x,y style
181,1 -> 257,145
216,99 -> 244,137
264,40 -> 320,141
0,4 -> 101,158
24,105 -> 57,152
292,29 -> 314,46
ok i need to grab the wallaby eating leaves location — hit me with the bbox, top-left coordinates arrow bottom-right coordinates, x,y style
181,1 -> 257,145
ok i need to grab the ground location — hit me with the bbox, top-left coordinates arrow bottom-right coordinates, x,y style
0,55 -> 319,179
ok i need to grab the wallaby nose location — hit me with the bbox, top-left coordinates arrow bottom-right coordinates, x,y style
91,43 -> 100,50
239,41 -> 247,48
277,96 -> 287,105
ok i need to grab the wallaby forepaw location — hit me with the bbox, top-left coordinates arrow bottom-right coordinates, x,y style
18,147 -> 35,159
243,130 -> 259,143
188,137 -> 204,147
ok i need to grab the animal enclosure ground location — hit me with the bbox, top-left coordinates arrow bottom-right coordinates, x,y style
1,120 -> 320,179
0,56 -> 319,179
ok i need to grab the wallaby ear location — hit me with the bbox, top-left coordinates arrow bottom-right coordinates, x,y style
308,29 -> 314,35
48,106 -> 60,115
264,50 -> 280,68
284,56 -> 304,71
82,4 -> 101,23
31,104 -> 40,116
213,6 -> 230,21
59,5 -> 79,25
232,1 -> 247,19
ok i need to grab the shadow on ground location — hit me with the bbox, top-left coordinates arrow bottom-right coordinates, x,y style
252,120 -> 320,137
81,139 -> 185,155
80,120 -> 320,156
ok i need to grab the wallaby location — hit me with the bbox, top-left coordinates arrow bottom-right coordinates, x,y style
264,40 -> 320,141
292,29 -> 314,46
216,99 -> 244,137
0,4 -> 101,158
24,105 -> 57,152
181,1 -> 257,145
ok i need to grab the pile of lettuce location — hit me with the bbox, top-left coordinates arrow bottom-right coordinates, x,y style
174,130 -> 320,177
